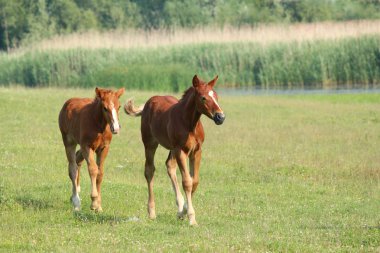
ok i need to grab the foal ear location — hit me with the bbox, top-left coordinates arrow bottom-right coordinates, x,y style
208,75 -> 219,88
116,88 -> 125,98
95,87 -> 103,98
192,75 -> 201,88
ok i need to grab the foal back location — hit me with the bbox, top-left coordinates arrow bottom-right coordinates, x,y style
59,98 -> 94,145
140,95 -> 182,150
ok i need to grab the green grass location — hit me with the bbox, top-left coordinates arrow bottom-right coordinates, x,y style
1,35 -> 380,90
0,88 -> 379,252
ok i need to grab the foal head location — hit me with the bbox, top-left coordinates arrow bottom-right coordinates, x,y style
95,87 -> 125,134
192,75 -> 225,125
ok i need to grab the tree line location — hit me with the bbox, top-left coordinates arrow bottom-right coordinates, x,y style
1,0 -> 380,51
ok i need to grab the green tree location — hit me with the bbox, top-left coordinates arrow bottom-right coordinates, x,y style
93,0 -> 142,29
132,0 -> 166,29
163,0 -> 213,28
0,0 -> 28,51
23,0 -> 56,44
1,0 -> 380,51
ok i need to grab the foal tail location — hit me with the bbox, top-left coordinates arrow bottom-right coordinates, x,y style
124,99 -> 144,117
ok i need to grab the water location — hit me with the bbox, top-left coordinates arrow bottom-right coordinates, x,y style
216,87 -> 380,96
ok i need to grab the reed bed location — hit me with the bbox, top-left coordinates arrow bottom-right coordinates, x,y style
1,21 -> 379,90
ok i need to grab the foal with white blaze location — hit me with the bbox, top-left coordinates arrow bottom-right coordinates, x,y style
124,75 -> 225,225
59,87 -> 124,211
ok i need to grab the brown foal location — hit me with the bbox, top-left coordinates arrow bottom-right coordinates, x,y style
124,75 -> 225,225
59,87 -> 124,212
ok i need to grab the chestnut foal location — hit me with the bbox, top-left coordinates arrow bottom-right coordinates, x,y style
59,87 -> 124,212
124,75 -> 225,225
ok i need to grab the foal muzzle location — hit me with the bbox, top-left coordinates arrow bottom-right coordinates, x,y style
213,112 -> 225,125
110,123 -> 120,134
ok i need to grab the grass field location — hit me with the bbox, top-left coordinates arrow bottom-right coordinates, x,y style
0,88 -> 379,252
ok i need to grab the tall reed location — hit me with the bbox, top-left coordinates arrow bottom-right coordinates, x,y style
0,36 -> 379,90
23,20 -> 380,52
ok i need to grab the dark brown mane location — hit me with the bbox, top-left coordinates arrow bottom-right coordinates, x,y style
93,89 -> 113,99
180,87 -> 195,101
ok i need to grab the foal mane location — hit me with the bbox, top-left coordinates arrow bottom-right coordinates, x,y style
179,87 -> 195,102
92,89 -> 114,104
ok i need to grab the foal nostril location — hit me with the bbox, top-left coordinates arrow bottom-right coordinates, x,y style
213,112 -> 225,125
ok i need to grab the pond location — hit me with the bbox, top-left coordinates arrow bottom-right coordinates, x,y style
216,86 -> 380,96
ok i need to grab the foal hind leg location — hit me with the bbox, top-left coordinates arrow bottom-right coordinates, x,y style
64,142 -> 81,211
166,151 -> 186,218
75,150 -> 84,194
144,143 -> 158,219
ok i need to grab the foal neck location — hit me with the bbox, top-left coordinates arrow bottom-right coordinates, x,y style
92,98 -> 108,131
179,87 -> 201,131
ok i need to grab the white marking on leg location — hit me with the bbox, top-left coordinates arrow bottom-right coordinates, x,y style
177,195 -> 186,219
72,193 -> 81,211
177,195 -> 185,212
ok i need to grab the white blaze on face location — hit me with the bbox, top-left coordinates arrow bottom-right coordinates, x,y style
208,90 -> 222,112
110,102 -> 120,132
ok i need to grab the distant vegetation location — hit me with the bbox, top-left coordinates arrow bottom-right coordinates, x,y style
1,1 -> 380,90
1,0 -> 380,51
0,35 -> 379,90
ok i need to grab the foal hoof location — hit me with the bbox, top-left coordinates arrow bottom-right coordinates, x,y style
177,202 -> 188,219
148,212 -> 156,220
71,195 -> 81,211
177,210 -> 186,219
189,219 -> 198,226
188,213 -> 197,226
90,203 -> 102,213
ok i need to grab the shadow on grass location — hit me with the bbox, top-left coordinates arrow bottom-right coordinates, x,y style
15,195 -> 53,210
73,211 -> 140,225
0,243 -> 32,252
153,213 -> 197,228
72,211 -> 191,227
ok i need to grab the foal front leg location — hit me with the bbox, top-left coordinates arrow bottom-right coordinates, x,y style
95,146 -> 109,212
166,151 -> 186,218
189,149 -> 201,194
175,149 -> 197,226
81,146 -> 101,211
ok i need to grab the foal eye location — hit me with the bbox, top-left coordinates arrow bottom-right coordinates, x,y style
201,97 -> 206,102
103,107 -> 107,111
